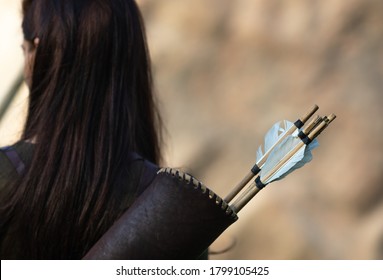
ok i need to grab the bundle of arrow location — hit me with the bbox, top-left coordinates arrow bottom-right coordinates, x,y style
225,105 -> 336,213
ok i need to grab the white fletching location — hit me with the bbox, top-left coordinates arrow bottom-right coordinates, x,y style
260,134 -> 318,184
256,120 -> 295,163
255,119 -> 319,185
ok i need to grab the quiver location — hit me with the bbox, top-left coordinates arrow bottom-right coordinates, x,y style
84,168 -> 238,259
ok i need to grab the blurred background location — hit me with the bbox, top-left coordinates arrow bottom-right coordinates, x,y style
1,0 -> 383,259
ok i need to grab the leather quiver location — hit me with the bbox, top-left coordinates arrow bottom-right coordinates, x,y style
83,168 -> 238,259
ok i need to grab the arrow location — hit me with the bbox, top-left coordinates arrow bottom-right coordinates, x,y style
225,104 -> 319,203
230,113 -> 336,213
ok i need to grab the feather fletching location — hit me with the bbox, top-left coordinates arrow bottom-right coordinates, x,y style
260,134 -> 318,184
256,120 -> 295,163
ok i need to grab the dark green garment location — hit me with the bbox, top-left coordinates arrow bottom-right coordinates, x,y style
0,141 -> 34,197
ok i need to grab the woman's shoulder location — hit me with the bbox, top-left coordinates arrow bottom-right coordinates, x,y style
125,152 -> 160,198
113,152 -> 160,212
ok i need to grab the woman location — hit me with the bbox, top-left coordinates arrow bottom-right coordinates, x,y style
0,0 -> 162,259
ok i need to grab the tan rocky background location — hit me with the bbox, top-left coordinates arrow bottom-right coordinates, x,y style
1,0 -> 383,259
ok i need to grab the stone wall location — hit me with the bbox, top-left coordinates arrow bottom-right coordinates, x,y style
139,0 -> 383,259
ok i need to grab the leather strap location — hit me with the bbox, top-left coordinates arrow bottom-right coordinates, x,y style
0,146 -> 25,175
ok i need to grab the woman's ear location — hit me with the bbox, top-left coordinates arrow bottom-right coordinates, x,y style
23,37 -> 39,88
33,37 -> 40,47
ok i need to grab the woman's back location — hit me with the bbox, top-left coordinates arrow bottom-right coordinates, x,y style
0,141 -> 159,259
0,0 -> 162,259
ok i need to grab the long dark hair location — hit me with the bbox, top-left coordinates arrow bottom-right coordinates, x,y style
0,0 -> 162,259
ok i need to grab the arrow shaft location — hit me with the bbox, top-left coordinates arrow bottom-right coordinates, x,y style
231,181 -> 261,213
